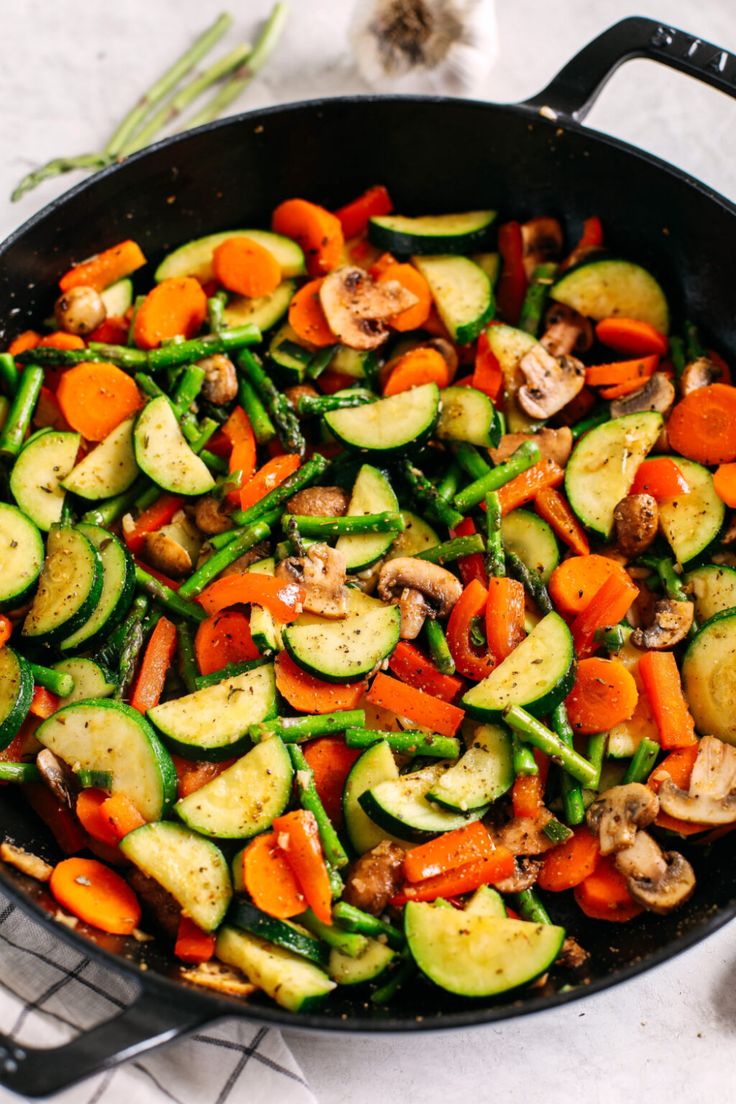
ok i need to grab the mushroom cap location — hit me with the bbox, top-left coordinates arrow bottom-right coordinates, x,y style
489,426 -> 573,469
36,749 -> 76,810
542,302 -> 593,357
613,494 -> 659,559
319,266 -> 418,351
614,830 -> 696,915
680,355 -> 722,396
276,542 -> 347,619
286,486 -> 350,518
658,734 -> 736,825
517,343 -> 585,419
143,530 -> 194,579
586,782 -> 659,855
610,372 -> 675,418
377,557 -> 463,618
631,597 -> 694,650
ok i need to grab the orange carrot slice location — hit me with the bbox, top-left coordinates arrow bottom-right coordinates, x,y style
133,276 -> 207,349
213,236 -> 282,298
50,857 -> 141,934
272,198 -> 344,276
56,362 -> 141,441
565,657 -> 639,735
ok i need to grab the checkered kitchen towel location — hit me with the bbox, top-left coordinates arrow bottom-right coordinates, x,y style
0,893 -> 316,1104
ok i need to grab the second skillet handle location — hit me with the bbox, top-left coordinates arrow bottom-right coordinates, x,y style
523,15 -> 736,122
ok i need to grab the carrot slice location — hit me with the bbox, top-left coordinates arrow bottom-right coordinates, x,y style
239,453 -> 301,512
0,615 -> 11,649
288,278 -> 335,347
598,376 -> 660,401
56,361 -> 141,441
403,822 -> 497,883
133,276 -> 208,350
130,617 -> 178,714
213,236 -> 282,298
175,916 -> 216,964
638,651 -> 696,749
50,857 -> 141,934
7,330 -> 41,357
38,332 -> 86,351
89,316 -> 130,345
392,849 -> 515,904
630,457 -> 690,499
595,317 -> 668,358
485,576 -> 525,663
272,809 -> 332,924
585,354 -> 659,387
496,459 -> 564,515
197,574 -> 304,621
667,383 -> 736,465
388,641 -> 463,703
334,185 -> 393,239
59,240 -> 146,293
383,347 -> 450,395
571,572 -> 639,659
549,554 -> 634,617
537,827 -> 600,891
194,610 -> 260,676
76,789 -> 119,848
172,756 -> 236,799
648,743 -> 708,836
99,794 -> 146,839
714,462 -> 736,507
511,749 -> 549,819
226,412 -> 257,505
303,737 -> 361,827
534,487 -> 590,556
275,652 -> 366,715
366,673 -> 464,738
376,263 -> 432,332
574,856 -> 643,922
242,831 -> 306,919
565,657 -> 638,735
272,198 -> 344,277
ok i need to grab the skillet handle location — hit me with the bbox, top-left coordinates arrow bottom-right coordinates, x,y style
0,986 -> 211,1097
523,15 -> 736,122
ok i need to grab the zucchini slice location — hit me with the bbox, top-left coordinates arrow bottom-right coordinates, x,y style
148,663 -> 276,760
248,558 -> 284,654
22,526 -> 103,646
222,280 -> 296,332
228,900 -> 325,966
101,278 -> 133,316
685,564 -> 736,623
35,699 -> 177,819
283,592 -> 400,683
0,503 -> 44,609
61,417 -> 139,500
412,255 -> 493,344
155,229 -> 306,283
216,926 -> 335,1012
472,252 -> 500,285
342,740 -> 412,855
53,658 -> 115,706
10,429 -> 80,531
336,464 -> 399,572
330,345 -> 377,381
427,723 -> 514,812
368,210 -> 496,255
134,397 -> 214,496
61,525 -> 135,652
386,511 -> 439,560
501,508 -> 559,584
269,322 -> 312,384
405,901 -> 565,997
437,385 -> 501,448
484,323 -> 538,432
605,631 -> 659,759
175,736 -> 292,838
121,822 -> 232,931
359,762 -> 486,842
550,258 -> 669,334
465,885 -> 507,918
565,412 -> 663,539
324,384 -> 439,455
657,457 -> 725,566
0,649 -> 33,750
682,610 -> 736,746
462,611 -> 575,720
328,939 -> 395,985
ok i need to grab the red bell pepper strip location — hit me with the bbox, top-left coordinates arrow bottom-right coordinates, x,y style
334,185 -> 393,239
0,614 -> 12,649
130,616 -> 178,714
23,785 -> 87,854
571,573 -> 639,658
446,579 -> 494,681
450,517 -> 488,587
472,330 -> 504,402
392,849 -> 516,904
534,486 -> 590,556
388,641 -> 463,704
561,216 -> 603,271
124,494 -> 184,555
496,221 -> 527,325
630,457 -> 690,500
485,576 -> 526,663
175,916 -> 216,963
403,822 -> 497,882
272,809 -> 333,925
638,651 -> 697,749
29,686 -> 59,719
197,574 -> 304,620
365,673 -> 465,738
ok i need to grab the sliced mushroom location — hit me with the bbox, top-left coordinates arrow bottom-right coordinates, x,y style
126,869 -> 181,938
143,530 -> 193,579
319,266 -> 417,350
494,856 -> 542,894
586,782 -> 659,855
680,355 -> 722,396
489,426 -> 573,468
517,343 -> 585,420
0,841 -> 53,883
493,815 -> 556,856
613,830 -> 695,914
276,542 -> 347,618
54,285 -> 106,335
198,354 -> 238,405
521,217 -> 563,278
180,961 -> 256,998
36,749 -> 77,810
610,372 -> 675,418
556,935 -> 590,970
377,557 -> 463,640
630,597 -> 694,650
721,516 -> 736,546
613,494 -> 659,558
657,734 -> 736,825
287,485 -> 350,518
194,495 -> 233,536
541,302 -> 593,357
343,840 -> 406,915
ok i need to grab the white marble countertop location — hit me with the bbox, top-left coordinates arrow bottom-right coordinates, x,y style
2,1 -> 735,1100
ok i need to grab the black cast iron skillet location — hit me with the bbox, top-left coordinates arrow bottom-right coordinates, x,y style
0,15 -> 735,1096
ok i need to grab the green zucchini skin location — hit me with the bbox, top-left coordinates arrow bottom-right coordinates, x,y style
0,648 -> 33,750
283,596 -> 400,684
155,229 -> 306,283
685,564 -> 736,623
368,210 -> 497,255
358,762 -> 487,843
550,258 -> 669,333
324,384 -> 439,456
22,526 -> 104,647
10,430 -> 80,531
682,609 -> 736,747
61,526 -> 135,653
412,256 -> 493,344
0,503 -> 44,610
657,457 -> 725,566
228,900 -> 327,966
501,509 -> 559,584
216,926 -> 335,1011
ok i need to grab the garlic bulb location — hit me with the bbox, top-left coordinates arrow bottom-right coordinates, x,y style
349,0 -> 497,96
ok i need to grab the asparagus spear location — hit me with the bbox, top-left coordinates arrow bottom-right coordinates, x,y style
504,705 -> 598,787
453,441 -> 540,513
280,512 -> 405,539
485,491 -> 505,577
623,737 -> 660,785
0,366 -> 43,459
0,353 -> 18,397
114,596 -> 149,700
519,262 -> 557,336
296,392 -> 374,417
250,710 -> 366,743
177,519 -> 271,598
231,454 -> 329,527
506,550 -> 553,614
134,565 -> 207,623
237,349 -> 304,455
399,460 -> 464,531
344,728 -> 460,759
423,619 -> 456,675
415,535 -> 484,565
550,702 -> 586,827
287,744 -> 349,872
238,378 -> 276,444
29,664 -> 74,699
454,442 -> 491,481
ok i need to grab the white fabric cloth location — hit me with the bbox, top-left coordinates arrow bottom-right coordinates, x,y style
0,893 -> 316,1104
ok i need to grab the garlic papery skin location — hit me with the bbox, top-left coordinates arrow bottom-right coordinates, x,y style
349,0 -> 497,96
